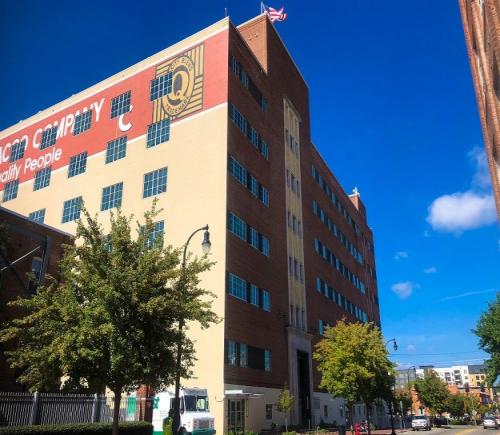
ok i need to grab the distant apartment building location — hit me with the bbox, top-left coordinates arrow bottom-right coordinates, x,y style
395,367 -> 417,390
0,14 -> 381,433
459,0 -> 500,220
0,207 -> 72,391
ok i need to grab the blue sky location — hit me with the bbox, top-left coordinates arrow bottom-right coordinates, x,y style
1,0 -> 499,369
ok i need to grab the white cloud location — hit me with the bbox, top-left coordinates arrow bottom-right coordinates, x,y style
423,266 -> 437,274
426,147 -> 497,234
406,344 -> 416,352
391,281 -> 419,299
394,251 -> 409,260
427,191 -> 496,233
469,146 -> 491,189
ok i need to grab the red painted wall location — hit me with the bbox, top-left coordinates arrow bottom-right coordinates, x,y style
0,29 -> 228,190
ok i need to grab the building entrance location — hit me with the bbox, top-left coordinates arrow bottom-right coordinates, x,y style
297,351 -> 311,426
227,399 -> 245,432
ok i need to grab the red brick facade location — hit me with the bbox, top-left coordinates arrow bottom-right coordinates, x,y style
459,0 -> 500,220
0,207 -> 72,391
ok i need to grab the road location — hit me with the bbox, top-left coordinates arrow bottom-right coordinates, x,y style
369,426 -> 495,435
407,427 -> 495,435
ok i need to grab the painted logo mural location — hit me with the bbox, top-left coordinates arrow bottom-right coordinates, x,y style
152,44 -> 204,122
0,30 -> 230,192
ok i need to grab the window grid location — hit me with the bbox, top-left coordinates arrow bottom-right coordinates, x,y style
228,155 -> 269,206
147,119 -> 170,148
143,220 -> 165,248
68,152 -> 88,177
29,209 -> 46,224
229,103 -> 268,159
228,273 -> 247,301
110,91 -> 131,118
143,167 -> 168,198
250,284 -> 259,306
105,136 -> 127,163
62,196 -> 82,223
228,212 -> 270,257
10,140 -> 26,162
101,182 -> 123,211
40,126 -> 58,150
34,166 -> 52,191
316,275 -> 368,323
150,73 -> 172,101
228,212 -> 247,241
314,238 -> 366,293
3,180 -> 19,202
73,111 -> 92,135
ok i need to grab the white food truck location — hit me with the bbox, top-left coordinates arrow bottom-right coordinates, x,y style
152,388 -> 215,435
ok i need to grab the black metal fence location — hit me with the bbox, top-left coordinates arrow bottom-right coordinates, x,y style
0,392 -> 150,426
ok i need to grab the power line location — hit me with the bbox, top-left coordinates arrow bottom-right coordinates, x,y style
389,350 -> 484,356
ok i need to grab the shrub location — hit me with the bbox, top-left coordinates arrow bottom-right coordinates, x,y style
0,422 -> 153,435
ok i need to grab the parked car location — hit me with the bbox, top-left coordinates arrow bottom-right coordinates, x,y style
483,416 -> 499,430
433,417 -> 448,427
412,416 -> 431,431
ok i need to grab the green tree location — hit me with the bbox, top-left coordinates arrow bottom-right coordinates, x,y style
276,384 -> 294,433
475,293 -> 500,385
0,221 -> 8,316
0,205 -> 219,435
414,373 -> 450,415
393,388 -> 413,415
447,393 -> 465,418
313,320 -> 394,435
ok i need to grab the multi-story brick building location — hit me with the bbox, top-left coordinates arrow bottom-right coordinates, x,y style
0,207 -> 72,391
459,0 -> 500,220
0,15 -> 380,433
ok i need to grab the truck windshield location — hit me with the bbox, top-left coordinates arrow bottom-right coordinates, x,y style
184,395 -> 209,412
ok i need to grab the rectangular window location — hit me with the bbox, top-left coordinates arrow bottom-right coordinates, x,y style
228,273 -> 247,301
264,350 -> 271,372
33,166 -> 51,191
227,340 -> 237,365
10,140 -> 26,162
68,152 -> 88,177
265,404 -> 273,420
319,319 -> 324,336
147,118 -> 170,148
261,236 -> 270,257
143,167 -> 168,198
105,136 -> 127,163
262,290 -> 270,312
259,185 -> 269,206
143,220 -> 165,248
249,175 -> 258,197
29,208 -> 46,224
240,343 -> 248,368
228,156 -> 247,185
150,73 -> 172,101
250,284 -> 259,306
3,180 -> 19,202
249,227 -> 259,249
228,212 -> 247,241
73,110 -> 92,135
62,196 -> 82,223
40,126 -> 58,150
110,90 -> 131,118
101,182 -> 123,211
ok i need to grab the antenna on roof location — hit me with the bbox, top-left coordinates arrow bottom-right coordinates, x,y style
224,7 -> 228,17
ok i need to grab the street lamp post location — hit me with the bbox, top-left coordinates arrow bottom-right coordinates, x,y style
172,225 -> 211,435
384,339 -> 397,435
385,338 -> 398,352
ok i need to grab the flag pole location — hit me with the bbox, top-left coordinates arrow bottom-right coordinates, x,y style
260,2 -> 265,14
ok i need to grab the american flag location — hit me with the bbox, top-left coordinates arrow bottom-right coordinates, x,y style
261,3 -> 288,23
